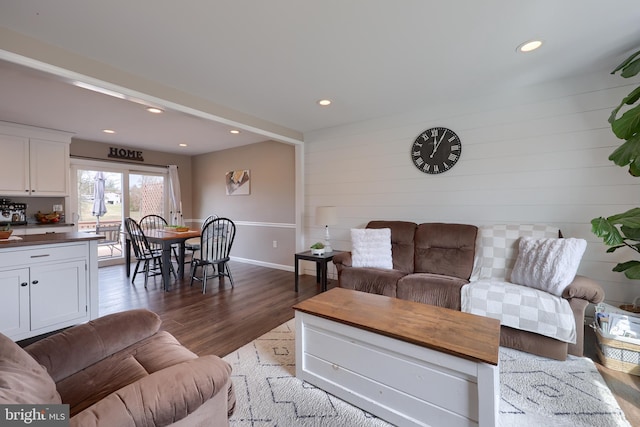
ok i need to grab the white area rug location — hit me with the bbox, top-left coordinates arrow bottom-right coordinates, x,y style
222,319 -> 630,426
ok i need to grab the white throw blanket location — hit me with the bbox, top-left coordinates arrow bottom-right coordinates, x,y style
461,280 -> 576,343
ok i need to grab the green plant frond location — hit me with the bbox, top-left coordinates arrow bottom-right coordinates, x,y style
623,85 -> 640,106
606,245 -> 624,253
611,103 -> 640,140
606,207 -> 640,224
614,261 -> 640,279
591,217 -> 625,246
630,158 -> 640,177
621,224 -> 640,240
621,57 -> 640,78
611,49 -> 640,75
612,260 -> 640,272
608,134 -> 640,166
609,86 -> 640,125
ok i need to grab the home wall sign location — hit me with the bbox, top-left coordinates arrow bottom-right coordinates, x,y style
410,127 -> 461,174
108,147 -> 144,162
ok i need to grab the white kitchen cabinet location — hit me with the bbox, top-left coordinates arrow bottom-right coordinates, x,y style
0,268 -> 30,338
0,121 -> 72,196
30,259 -> 87,330
0,239 -> 98,341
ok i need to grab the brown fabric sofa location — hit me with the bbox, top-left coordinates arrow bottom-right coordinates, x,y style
332,220 -> 605,360
0,309 -> 235,426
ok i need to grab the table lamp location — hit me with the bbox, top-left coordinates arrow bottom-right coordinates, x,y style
316,206 -> 337,253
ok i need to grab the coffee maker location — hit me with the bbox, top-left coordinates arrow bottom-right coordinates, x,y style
0,199 -> 27,225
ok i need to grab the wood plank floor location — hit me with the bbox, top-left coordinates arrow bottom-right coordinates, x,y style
83,261 -> 640,424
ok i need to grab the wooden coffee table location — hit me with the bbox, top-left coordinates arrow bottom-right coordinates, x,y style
293,288 -> 500,427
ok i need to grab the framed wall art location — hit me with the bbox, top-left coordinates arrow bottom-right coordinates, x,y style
225,169 -> 251,195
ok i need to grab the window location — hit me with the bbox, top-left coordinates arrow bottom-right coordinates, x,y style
71,159 -> 168,264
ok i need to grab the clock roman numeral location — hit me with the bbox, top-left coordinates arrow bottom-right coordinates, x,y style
448,136 -> 457,142
430,129 -> 438,137
451,144 -> 460,151
421,133 -> 429,141
434,165 -> 439,173
414,157 -> 425,166
448,153 -> 458,162
413,142 -> 423,149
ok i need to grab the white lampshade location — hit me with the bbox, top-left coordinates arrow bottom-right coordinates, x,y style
316,206 -> 337,226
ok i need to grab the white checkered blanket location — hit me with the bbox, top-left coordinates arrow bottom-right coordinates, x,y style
461,279 -> 576,343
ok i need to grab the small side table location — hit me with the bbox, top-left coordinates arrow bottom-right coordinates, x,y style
294,250 -> 343,292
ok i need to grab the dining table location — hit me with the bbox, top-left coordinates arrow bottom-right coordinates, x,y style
124,228 -> 201,290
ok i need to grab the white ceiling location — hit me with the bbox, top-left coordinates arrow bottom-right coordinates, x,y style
0,1 -> 639,155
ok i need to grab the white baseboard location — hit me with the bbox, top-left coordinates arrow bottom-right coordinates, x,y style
231,256 -> 294,272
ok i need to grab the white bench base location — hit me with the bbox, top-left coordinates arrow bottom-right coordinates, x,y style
295,312 -> 499,427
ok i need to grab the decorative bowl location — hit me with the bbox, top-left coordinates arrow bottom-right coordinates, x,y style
164,226 -> 190,232
0,230 -> 14,239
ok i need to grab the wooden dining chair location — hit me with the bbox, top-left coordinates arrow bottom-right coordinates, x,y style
189,217 -> 236,294
185,214 -> 218,264
124,217 -> 176,289
139,214 -> 179,263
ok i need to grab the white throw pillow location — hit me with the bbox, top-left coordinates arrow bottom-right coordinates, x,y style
511,237 -> 587,296
470,224 -> 559,281
351,228 -> 393,269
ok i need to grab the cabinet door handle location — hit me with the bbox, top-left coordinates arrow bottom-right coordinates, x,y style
21,282 -> 28,287
31,280 -> 38,285
30,254 -> 51,258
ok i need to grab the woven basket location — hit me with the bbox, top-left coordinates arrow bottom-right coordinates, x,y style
595,328 -> 640,376
619,296 -> 640,314
619,304 -> 640,314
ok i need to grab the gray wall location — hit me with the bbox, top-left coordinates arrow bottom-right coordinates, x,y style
192,140 -> 296,269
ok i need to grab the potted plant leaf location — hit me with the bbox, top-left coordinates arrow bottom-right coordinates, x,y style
591,48 -> 640,312
310,242 -> 325,255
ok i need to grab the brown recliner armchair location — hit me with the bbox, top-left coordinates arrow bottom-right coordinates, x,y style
0,309 -> 235,426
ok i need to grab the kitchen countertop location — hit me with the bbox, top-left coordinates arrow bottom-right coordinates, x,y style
5,222 -> 75,229
0,232 -> 104,247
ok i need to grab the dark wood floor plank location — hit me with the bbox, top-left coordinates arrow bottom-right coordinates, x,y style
30,260 -> 639,425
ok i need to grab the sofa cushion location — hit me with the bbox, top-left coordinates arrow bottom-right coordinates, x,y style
26,308 -> 162,383
57,331 -> 198,417
339,267 -> 406,297
470,224 -> 559,281
397,273 -> 468,310
414,223 -> 477,279
511,237 -> 587,296
0,332 -> 61,405
351,228 -> 393,269
367,221 -> 417,273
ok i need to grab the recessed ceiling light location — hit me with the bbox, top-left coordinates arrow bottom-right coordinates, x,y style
517,40 -> 543,53
230,129 -> 241,134
146,107 -> 164,114
317,99 -> 332,106
103,129 -> 115,134
179,143 -> 188,147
